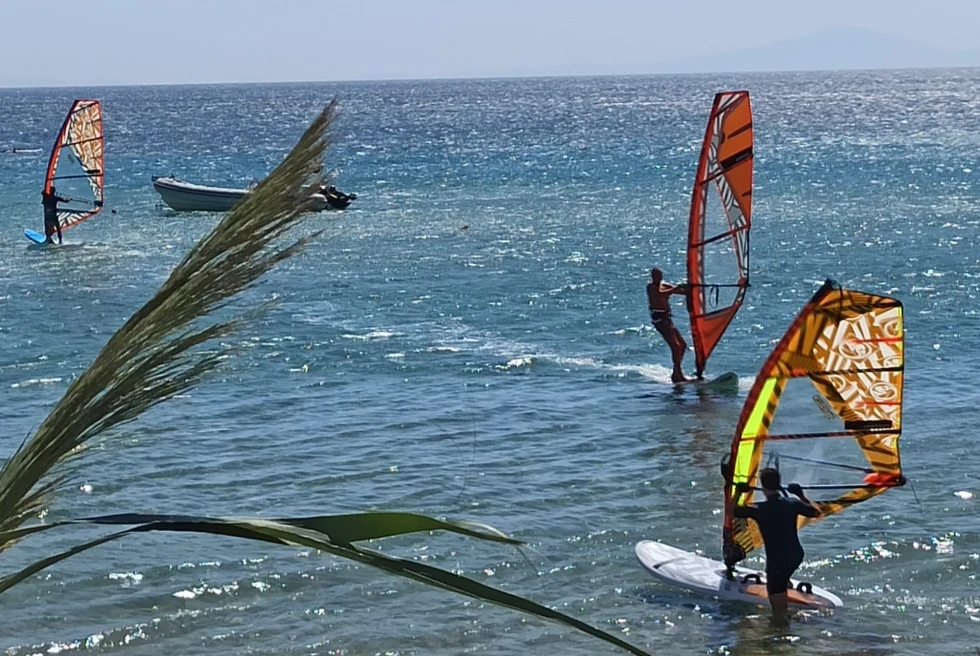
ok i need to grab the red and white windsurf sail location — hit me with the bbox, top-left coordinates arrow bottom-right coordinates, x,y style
44,99 -> 104,231
686,91 -> 753,378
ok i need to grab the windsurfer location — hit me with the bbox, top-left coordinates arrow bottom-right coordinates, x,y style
647,267 -> 690,382
41,186 -> 69,244
726,468 -> 821,619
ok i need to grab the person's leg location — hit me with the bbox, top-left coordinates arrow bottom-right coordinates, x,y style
769,591 -> 788,616
766,561 -> 798,622
653,318 -> 675,358
669,327 -> 687,381
44,216 -> 56,244
653,317 -> 687,382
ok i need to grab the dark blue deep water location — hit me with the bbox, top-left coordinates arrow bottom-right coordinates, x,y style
0,69 -> 978,654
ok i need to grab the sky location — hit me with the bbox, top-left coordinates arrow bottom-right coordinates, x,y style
2,0 -> 980,86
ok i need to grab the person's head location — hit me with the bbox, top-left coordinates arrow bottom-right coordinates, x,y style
650,267 -> 663,283
49,186 -> 55,194
759,467 -> 781,494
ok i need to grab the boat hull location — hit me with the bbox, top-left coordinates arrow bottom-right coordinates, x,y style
152,177 -> 340,213
152,177 -> 249,212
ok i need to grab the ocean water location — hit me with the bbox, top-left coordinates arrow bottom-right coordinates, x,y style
0,69 -> 978,655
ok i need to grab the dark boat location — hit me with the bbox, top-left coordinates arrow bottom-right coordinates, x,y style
321,185 -> 357,210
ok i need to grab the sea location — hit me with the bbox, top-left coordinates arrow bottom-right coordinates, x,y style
0,69 -> 978,655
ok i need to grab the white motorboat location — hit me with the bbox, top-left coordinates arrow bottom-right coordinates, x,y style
151,176 -> 346,212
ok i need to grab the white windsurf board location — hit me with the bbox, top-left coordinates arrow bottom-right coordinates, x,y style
673,370 -> 739,392
635,540 -> 842,609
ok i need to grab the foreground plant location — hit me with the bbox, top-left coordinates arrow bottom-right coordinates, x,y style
0,102 -> 652,655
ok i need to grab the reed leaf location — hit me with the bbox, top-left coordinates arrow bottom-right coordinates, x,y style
0,513 -> 652,656
0,511 -> 523,549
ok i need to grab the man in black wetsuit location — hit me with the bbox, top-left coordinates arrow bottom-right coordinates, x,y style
728,468 -> 821,618
41,186 -> 69,244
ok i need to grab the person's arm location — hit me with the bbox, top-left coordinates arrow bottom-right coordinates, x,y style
786,483 -> 821,518
659,282 -> 689,296
727,482 -> 756,518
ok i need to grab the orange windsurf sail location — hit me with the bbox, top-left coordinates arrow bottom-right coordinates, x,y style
44,99 -> 104,231
687,91 -> 752,378
722,280 -> 905,567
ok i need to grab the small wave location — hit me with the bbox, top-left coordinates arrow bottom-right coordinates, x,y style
341,330 -> 400,341
552,356 -> 675,383
449,330 -> 744,387
496,356 -> 533,370
612,325 -> 649,336
553,355 -> 601,368
108,571 -> 144,586
426,345 -> 461,353
10,377 -> 63,388
172,581 -> 240,599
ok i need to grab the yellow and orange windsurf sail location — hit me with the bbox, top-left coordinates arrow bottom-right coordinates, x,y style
44,99 -> 104,231
687,91 -> 752,378
722,280 -> 905,567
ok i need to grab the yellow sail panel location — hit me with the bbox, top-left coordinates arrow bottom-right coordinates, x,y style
722,280 -> 905,567
810,292 -> 903,476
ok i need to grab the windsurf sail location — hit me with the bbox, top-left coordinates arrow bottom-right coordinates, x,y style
722,280 -> 905,567
687,91 -> 753,378
43,99 -> 104,231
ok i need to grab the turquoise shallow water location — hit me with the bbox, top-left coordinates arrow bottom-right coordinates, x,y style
0,70 -> 978,655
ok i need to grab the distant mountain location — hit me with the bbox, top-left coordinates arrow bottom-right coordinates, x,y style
438,27 -> 980,81
655,27 -> 980,74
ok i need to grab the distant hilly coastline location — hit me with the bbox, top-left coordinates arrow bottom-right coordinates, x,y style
653,27 -> 980,74
448,27 -> 980,79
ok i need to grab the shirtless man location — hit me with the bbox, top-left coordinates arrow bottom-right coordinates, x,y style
646,267 -> 689,382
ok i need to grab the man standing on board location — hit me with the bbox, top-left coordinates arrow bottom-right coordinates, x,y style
727,467 -> 821,619
646,267 -> 690,383
41,186 -> 69,244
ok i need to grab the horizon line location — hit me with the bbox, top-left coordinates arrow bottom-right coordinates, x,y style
2,63 -> 979,92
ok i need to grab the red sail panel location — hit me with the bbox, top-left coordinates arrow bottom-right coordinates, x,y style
44,99 -> 104,231
686,91 -> 753,377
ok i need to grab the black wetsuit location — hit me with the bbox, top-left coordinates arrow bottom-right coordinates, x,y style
41,192 -> 68,242
733,495 -> 820,594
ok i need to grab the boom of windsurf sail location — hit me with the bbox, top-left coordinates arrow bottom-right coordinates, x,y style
722,280 -> 905,567
44,99 -> 104,231
687,91 -> 752,378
